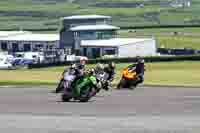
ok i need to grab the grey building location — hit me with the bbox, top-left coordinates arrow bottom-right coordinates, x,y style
60,15 -> 157,58
59,15 -> 120,56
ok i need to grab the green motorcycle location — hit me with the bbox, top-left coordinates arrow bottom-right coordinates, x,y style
62,72 -> 98,102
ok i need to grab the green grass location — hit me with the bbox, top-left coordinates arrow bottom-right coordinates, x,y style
1,0 -> 200,49
143,61 -> 200,87
119,27 -> 200,36
0,1 -> 79,12
156,36 -> 200,49
1,0 -> 200,29
118,28 -> 200,49
1,61 -> 200,87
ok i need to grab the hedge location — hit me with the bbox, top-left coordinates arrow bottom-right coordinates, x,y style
28,61 -> 72,69
28,55 -> 200,69
87,55 -> 200,64
2,24 -> 200,32
121,24 -> 200,29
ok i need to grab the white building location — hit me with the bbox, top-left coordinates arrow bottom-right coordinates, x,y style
170,0 -> 191,8
81,38 -> 156,57
0,31 -> 59,53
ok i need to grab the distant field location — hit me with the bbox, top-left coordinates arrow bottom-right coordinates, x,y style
0,61 -> 200,87
1,0 -> 200,49
118,28 -> 200,49
1,0 -> 200,29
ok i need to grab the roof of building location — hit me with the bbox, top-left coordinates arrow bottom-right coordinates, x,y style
0,31 -> 59,42
0,31 -> 31,37
63,15 -> 111,20
70,24 -> 120,31
81,38 -> 154,47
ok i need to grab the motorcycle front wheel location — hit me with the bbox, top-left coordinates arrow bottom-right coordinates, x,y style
79,88 -> 93,102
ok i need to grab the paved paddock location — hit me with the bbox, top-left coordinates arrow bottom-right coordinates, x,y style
0,86 -> 200,132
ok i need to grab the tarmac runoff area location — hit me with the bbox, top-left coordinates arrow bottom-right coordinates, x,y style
0,86 -> 200,133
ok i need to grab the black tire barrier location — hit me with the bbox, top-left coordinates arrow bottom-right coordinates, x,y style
157,48 -> 196,55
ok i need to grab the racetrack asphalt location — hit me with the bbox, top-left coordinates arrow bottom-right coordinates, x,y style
0,86 -> 200,132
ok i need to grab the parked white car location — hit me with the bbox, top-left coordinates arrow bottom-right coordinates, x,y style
14,52 -> 45,64
23,52 -> 45,63
0,55 -> 12,69
75,56 -> 88,61
66,55 -> 88,62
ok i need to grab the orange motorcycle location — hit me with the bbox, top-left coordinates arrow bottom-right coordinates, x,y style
117,64 -> 139,89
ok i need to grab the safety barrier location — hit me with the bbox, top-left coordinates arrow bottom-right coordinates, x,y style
28,55 -> 200,69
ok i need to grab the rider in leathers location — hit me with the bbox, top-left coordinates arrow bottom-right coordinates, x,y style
135,57 -> 145,85
103,62 -> 115,90
55,60 -> 86,93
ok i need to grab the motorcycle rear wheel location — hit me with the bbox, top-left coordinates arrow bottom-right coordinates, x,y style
55,80 -> 64,93
117,78 -> 126,89
62,91 -> 73,102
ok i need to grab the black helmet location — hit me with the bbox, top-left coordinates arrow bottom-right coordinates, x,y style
139,59 -> 145,63
77,63 -> 84,69
70,63 -> 76,68
108,62 -> 115,69
138,58 -> 144,64
136,56 -> 144,63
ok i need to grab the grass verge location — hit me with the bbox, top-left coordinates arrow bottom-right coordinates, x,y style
0,61 -> 200,88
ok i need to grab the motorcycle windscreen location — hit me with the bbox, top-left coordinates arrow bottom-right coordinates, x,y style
63,72 -> 75,81
74,76 -> 94,96
89,76 -> 97,85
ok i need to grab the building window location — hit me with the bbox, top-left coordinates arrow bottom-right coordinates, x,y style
104,49 -> 116,55
79,31 -> 96,40
96,31 -> 116,40
79,31 -> 116,40
92,48 -> 101,58
65,48 -> 71,55
97,32 -> 103,39
49,45 -> 53,49
36,44 -> 43,48
12,43 -> 19,52
35,44 -> 43,51
83,48 -> 87,56
1,42 -> 7,51
24,44 -> 31,52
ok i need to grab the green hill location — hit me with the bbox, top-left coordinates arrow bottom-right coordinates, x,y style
0,0 -> 200,30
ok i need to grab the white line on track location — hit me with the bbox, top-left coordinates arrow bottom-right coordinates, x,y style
0,114 -> 200,133
183,96 -> 200,99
